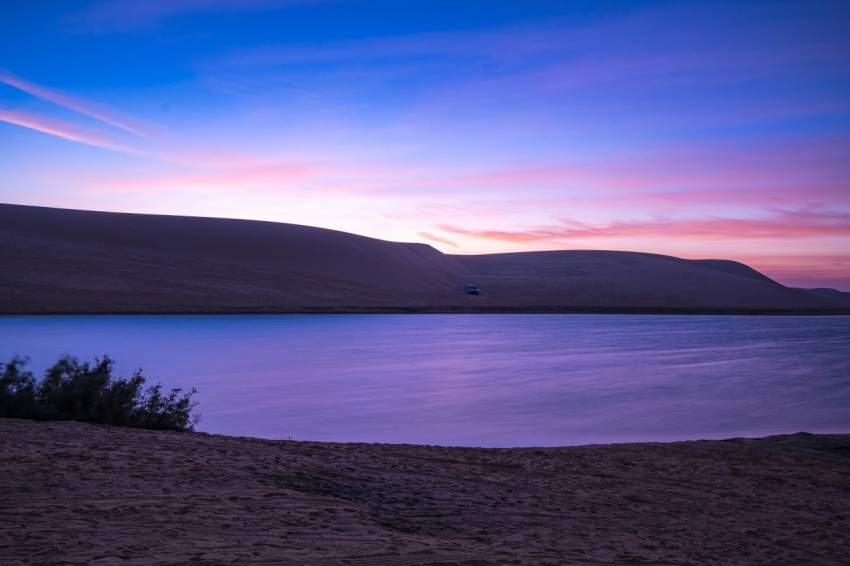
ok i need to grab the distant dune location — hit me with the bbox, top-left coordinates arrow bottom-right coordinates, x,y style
796,287 -> 850,307
1,203 -> 846,313
456,251 -> 846,311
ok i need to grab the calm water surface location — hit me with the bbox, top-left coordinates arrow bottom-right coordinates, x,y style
1,315 -> 848,447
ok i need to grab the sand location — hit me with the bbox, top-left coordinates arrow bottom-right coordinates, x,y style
2,203 -> 847,314
1,419 -> 848,564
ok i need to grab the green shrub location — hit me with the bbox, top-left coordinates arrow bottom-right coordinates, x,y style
0,356 -> 200,432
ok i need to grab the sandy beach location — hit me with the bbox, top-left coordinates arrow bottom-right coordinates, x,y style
1,419 -> 848,564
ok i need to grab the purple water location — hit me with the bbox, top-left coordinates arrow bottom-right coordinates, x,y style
1,314 -> 848,447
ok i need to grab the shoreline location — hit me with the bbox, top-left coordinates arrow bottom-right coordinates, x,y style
4,306 -> 850,315
3,419 -> 848,564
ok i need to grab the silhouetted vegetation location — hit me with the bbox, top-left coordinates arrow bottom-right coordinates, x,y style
0,356 -> 200,432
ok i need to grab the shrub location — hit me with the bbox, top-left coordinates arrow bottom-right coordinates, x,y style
0,356 -> 37,419
0,355 -> 200,432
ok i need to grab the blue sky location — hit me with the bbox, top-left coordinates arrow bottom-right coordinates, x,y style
1,0 -> 849,288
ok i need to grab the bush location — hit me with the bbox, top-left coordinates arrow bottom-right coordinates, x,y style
0,355 -> 200,432
0,356 -> 37,419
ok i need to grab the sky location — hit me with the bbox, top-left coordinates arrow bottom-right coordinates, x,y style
1,0 -> 849,290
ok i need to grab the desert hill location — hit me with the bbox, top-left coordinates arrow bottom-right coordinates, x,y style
0,204 -> 463,312
0,203 -> 844,313
456,250 -> 841,311
796,287 -> 850,307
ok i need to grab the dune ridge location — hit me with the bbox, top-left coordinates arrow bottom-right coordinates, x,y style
1,419 -> 848,564
1,203 -> 846,313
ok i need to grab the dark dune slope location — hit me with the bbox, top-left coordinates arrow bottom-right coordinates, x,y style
0,204 -> 465,312
454,250 -> 839,311
0,204 -> 843,313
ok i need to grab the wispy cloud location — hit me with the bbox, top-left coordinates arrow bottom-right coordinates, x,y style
206,2 -> 850,121
214,6 -> 849,74
741,253 -> 850,290
87,162 -> 315,195
0,69 -> 149,138
418,231 -> 459,248
0,109 -> 151,157
437,210 -> 850,244
67,0 -> 325,32
0,70 -> 272,168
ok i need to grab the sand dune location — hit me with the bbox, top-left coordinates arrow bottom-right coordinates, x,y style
1,203 -> 844,313
0,204 -> 464,313
456,250 -> 841,311
798,287 -> 850,307
1,419 -> 848,564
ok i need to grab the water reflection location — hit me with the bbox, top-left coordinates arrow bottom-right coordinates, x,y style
1,315 -> 848,446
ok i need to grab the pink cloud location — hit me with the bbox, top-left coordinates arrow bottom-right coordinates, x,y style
528,33 -> 850,98
364,168 -> 839,219
0,69 -> 149,138
86,162 -> 315,195
0,109 -> 150,157
0,74 -> 266,169
736,253 -> 850,291
418,232 -> 460,248
347,134 -> 849,204
436,225 -> 560,244
436,209 -> 850,244
560,183 -> 849,212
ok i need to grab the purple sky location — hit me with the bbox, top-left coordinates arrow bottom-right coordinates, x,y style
1,0 -> 849,289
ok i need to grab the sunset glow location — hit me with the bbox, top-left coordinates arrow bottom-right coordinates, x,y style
2,0 -> 848,289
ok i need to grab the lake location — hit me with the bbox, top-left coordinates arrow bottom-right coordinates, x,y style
1,314 -> 848,447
